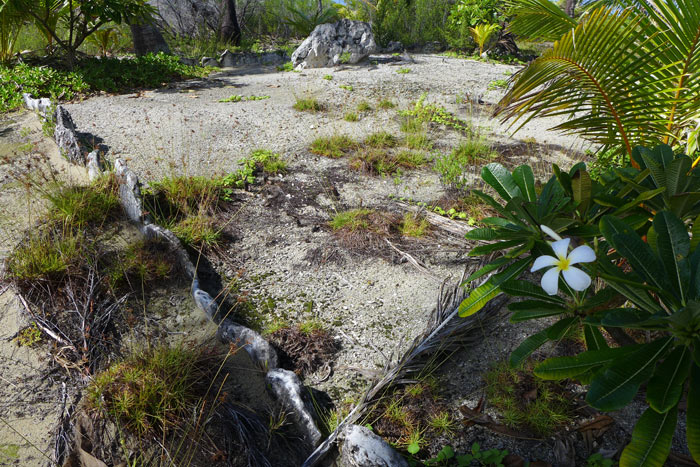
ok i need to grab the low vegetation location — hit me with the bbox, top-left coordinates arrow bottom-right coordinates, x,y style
344,112 -> 358,122
293,97 -> 324,112
364,131 -> 399,148
399,212 -> 430,238
310,135 -> 356,158
434,138 -> 498,190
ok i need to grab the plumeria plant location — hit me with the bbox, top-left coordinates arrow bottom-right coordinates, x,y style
461,144 -> 700,466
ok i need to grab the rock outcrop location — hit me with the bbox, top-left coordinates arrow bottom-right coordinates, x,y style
339,424 -> 409,467
291,19 -> 376,69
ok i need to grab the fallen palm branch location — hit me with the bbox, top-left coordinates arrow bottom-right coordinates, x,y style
302,256 -> 508,466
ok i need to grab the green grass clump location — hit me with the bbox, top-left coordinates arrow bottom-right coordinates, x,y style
299,319 -> 325,335
88,343 -> 217,436
434,138 -> 498,190
219,94 -> 270,102
405,133 -> 433,150
339,84 -> 354,91
293,97 -> 324,112
43,176 -> 120,227
396,68 -> 411,74
483,361 -> 572,437
248,148 -> 287,175
323,74 -> 333,80
344,112 -> 359,122
402,94 -> 472,134
378,99 -> 396,109
400,212 -> 430,238
395,150 -> 429,168
5,231 -> 82,281
400,117 -> 423,133
171,213 -> 221,246
365,131 -> 398,148
106,240 -> 173,291
357,101 -> 372,112
329,208 -> 374,231
310,135 -> 356,158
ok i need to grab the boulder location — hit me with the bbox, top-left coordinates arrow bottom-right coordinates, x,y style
422,41 -> 445,54
54,105 -> 84,164
219,49 -> 288,67
291,19 -> 376,69
384,41 -> 404,54
339,425 -> 409,467
201,56 -> 219,68
218,319 -> 279,369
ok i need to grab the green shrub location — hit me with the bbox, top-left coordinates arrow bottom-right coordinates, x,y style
323,74 -> 333,80
401,94 -> 472,133
487,79 -> 508,90
461,144 -> 700,466
339,84 -> 353,91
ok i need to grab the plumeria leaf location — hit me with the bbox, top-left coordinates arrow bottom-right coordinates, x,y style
586,337 -> 673,411
509,328 -> 549,367
654,210 -> 691,304
586,308 -> 665,330
596,255 -> 659,313
513,165 -> 537,202
458,257 -> 531,317
509,301 -> 567,322
688,363 -> 700,462
534,346 -> 639,380
583,324 -> 609,351
620,405 -> 677,467
500,280 -> 566,304
481,163 -> 522,201
536,176 -> 567,218
462,257 -> 512,285
468,239 -> 524,256
690,214 -> 700,252
612,232 -> 668,292
646,346 -> 691,413
465,228 -> 501,241
545,316 -> 577,340
571,169 -> 592,214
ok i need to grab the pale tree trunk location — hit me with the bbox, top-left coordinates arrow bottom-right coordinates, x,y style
318,0 -> 323,16
565,0 -> 578,18
130,21 -> 171,56
220,0 -> 241,45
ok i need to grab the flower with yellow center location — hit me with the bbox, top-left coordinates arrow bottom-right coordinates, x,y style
531,237 -> 596,295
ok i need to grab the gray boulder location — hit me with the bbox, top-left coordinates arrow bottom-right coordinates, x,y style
339,424 -> 409,467
384,41 -> 404,53
201,56 -> 219,68
220,49 -> 288,67
292,19 -> 376,69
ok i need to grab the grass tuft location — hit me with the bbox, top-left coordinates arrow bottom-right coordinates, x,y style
399,212 -> 430,238
378,99 -> 396,110
310,135 -> 356,158
405,133 -> 433,150
365,131 -> 399,148
357,101 -> 372,112
293,97 -> 324,112
44,175 -> 120,228
5,231 -> 83,281
344,112 -> 359,122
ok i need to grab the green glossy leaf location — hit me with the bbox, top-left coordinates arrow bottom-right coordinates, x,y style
465,228 -> 500,241
664,156 -> 691,197
654,211 -> 690,303
536,176 -> 567,218
587,338 -> 673,411
596,256 -> 659,313
545,316 -> 577,340
613,233 -> 668,292
535,346 -> 639,380
691,214 -> 700,252
482,163 -> 522,201
458,257 -> 531,317
612,187 -> 666,216
468,239 -> 524,256
586,308 -> 664,330
619,405 -> 677,467
584,324 -> 608,351
500,280 -> 566,304
646,346 -> 691,413
571,169 -> 592,214
463,257 -> 511,284
509,328 -> 548,367
509,301 -> 567,322
670,193 -> 700,219
688,363 -> 700,463
513,165 -> 537,202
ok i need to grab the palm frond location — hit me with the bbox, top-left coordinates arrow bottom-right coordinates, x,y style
497,6 -> 674,155
505,0 -> 578,42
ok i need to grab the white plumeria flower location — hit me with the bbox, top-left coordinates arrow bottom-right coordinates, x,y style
531,237 -> 596,295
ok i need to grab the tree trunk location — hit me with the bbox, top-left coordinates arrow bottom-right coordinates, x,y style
565,0 -> 578,18
220,0 -> 241,45
318,0 -> 323,17
130,21 -> 171,56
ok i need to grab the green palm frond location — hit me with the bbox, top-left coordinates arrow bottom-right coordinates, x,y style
497,5 -> 678,155
470,23 -> 500,55
505,0 -> 578,42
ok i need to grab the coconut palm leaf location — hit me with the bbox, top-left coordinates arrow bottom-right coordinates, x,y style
496,5 -> 676,156
505,0 -> 578,42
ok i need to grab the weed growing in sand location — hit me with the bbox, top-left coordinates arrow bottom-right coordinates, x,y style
88,343 -> 220,437
400,212 -> 430,238
402,93 -> 472,134
365,131 -> 398,148
378,99 -> 396,109
43,175 -> 120,228
277,61 -> 295,72
396,67 -> 411,74
344,112 -> 359,122
309,135 -> 355,158
405,133 -> 433,151
5,230 -> 83,281
400,117 -> 423,133
351,148 -> 427,176
299,318 -> 324,335
357,101 -> 372,112
15,323 -> 42,347
323,74 -> 333,80
330,208 -> 374,231
483,361 -> 572,437
434,138 -> 498,190
293,97 -> 324,112
339,84 -> 354,91
339,52 -> 352,64
219,94 -> 270,102
105,240 -> 173,291
487,79 -> 508,90
428,411 -> 456,436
